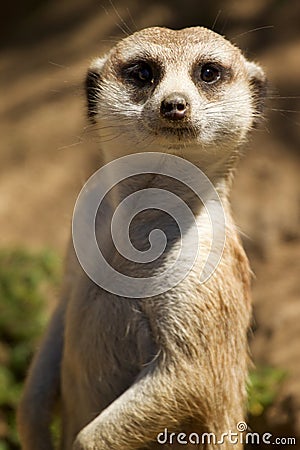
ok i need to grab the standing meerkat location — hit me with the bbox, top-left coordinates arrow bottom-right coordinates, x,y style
18,27 -> 266,450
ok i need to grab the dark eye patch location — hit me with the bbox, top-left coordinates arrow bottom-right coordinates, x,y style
85,69 -> 102,121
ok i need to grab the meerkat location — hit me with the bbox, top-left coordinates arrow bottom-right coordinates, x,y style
17,26 -> 266,450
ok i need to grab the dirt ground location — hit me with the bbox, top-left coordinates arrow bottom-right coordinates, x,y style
0,0 -> 299,447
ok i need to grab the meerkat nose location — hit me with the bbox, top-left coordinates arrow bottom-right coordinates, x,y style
160,93 -> 189,120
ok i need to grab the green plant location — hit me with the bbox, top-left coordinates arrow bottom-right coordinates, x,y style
0,248 -> 61,449
248,365 -> 286,416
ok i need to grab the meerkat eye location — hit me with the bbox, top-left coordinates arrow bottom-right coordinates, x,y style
125,62 -> 154,85
136,64 -> 153,82
200,64 -> 221,83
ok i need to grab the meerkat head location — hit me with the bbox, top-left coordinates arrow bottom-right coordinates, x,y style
86,27 -> 266,165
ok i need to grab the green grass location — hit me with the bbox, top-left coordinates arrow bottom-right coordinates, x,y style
0,248 -> 61,450
248,365 -> 286,417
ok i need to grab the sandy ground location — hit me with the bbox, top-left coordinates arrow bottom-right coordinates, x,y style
0,0 -> 299,446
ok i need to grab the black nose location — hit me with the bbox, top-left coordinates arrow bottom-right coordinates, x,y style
160,93 -> 189,120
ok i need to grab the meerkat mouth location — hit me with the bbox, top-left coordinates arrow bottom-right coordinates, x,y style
158,126 -> 196,141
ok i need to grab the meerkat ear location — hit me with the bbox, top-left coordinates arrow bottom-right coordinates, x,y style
245,60 -> 268,123
85,56 -> 108,121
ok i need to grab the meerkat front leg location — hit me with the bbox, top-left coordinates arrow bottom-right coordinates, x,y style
73,364 -> 191,450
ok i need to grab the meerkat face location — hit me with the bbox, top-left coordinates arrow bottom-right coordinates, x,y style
86,27 -> 266,158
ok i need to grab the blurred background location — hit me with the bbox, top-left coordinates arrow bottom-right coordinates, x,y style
0,0 -> 299,448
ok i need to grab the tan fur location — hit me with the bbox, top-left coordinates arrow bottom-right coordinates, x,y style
17,26 -> 266,450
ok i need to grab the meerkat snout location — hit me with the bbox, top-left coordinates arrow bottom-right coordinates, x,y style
160,93 -> 189,120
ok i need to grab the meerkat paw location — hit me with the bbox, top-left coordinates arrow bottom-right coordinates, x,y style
73,430 -> 99,450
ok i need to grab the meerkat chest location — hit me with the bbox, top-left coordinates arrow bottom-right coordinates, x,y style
96,198 -> 213,281
69,162 -> 228,302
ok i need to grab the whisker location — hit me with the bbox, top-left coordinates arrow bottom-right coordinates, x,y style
57,137 -> 83,151
268,108 -> 300,113
211,10 -> 222,32
267,96 -> 300,100
48,61 -> 67,69
108,0 -> 132,36
232,25 -> 274,40
98,132 -> 124,144
126,7 -> 138,32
